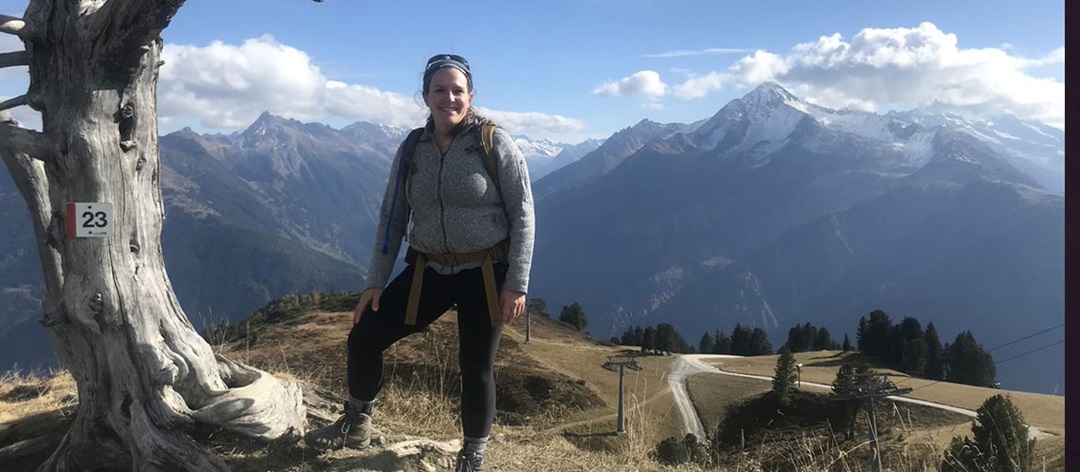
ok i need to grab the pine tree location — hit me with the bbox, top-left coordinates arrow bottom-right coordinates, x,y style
863,310 -> 894,360
698,332 -> 715,355
772,346 -> 798,407
785,322 -> 817,352
730,324 -> 751,356
942,395 -> 1035,472
857,317 -> 868,352
786,325 -> 804,352
898,317 -> 928,375
831,363 -> 861,440
946,331 -> 997,388
641,326 -> 656,353
670,328 -> 694,354
924,322 -> 945,380
713,330 -> 731,354
842,334 -> 852,352
655,323 -> 677,353
527,298 -> 548,317
813,327 -> 836,351
558,302 -> 588,332
802,322 -> 817,351
749,328 -> 773,356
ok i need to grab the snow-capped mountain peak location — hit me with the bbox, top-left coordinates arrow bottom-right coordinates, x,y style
741,81 -> 809,114
681,84 -> 1062,186
513,135 -> 565,159
691,82 -> 815,154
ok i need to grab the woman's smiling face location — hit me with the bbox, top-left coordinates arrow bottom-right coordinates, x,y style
424,67 -> 473,133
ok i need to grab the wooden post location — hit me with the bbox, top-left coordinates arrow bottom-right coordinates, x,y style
602,354 -> 640,436
616,364 -> 626,435
868,395 -> 882,472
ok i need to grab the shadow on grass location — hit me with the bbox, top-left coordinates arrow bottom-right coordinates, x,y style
322,450 -> 442,472
802,352 -> 879,368
562,430 -> 627,454
0,409 -> 74,472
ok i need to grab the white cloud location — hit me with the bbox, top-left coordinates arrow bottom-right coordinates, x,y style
672,71 -> 726,99
158,36 -> 584,140
160,35 -> 330,128
323,81 -> 425,127
670,22 -> 1064,125
475,107 -> 586,138
1026,47 -> 1064,67
593,70 -> 668,99
672,50 -> 789,99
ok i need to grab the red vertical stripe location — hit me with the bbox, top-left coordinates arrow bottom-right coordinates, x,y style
65,202 -> 76,239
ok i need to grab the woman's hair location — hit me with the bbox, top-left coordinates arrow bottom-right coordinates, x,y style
421,54 -> 496,132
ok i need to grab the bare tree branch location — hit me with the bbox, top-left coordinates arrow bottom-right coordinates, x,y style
0,50 -> 28,68
0,111 -> 62,299
0,94 -> 27,112
0,118 -> 51,162
0,14 -> 26,37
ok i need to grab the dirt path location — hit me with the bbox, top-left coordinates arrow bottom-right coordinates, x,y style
667,355 -> 744,440
677,354 -> 1053,440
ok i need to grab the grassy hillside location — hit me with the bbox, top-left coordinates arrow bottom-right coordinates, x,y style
1,294 -> 1067,471
706,351 -> 1066,435
699,350 -> 1065,471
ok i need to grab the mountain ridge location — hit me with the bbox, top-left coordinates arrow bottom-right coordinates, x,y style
0,87 -> 1063,395
529,82 -> 1063,394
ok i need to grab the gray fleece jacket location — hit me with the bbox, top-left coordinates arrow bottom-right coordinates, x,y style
365,122 -> 535,294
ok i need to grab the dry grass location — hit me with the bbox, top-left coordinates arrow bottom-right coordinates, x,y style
514,336 -> 675,415
686,373 -> 772,434
212,310 -> 353,393
2,309 -> 1067,472
0,369 -> 78,424
707,351 -> 1066,435
0,369 -> 79,472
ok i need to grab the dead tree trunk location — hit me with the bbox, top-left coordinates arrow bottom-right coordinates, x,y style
0,2 -> 306,471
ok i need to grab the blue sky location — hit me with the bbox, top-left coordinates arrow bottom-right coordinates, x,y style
0,0 -> 1065,143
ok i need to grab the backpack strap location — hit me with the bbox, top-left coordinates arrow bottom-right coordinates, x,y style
478,122 -> 500,193
381,127 -> 425,255
401,127 -> 425,176
477,123 -> 511,227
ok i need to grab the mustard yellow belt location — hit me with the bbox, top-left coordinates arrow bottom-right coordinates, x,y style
404,242 -> 509,327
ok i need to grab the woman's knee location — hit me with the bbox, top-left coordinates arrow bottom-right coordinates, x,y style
348,323 -> 384,354
458,359 -> 495,383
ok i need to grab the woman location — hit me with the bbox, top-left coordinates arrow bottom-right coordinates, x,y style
304,54 -> 534,472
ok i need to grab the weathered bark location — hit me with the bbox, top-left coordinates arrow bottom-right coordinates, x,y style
0,2 -> 307,471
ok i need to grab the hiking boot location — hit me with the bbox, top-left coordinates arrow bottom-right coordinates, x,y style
304,402 -> 372,452
454,449 -> 484,472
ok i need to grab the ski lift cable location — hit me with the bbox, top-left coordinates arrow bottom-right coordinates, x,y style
986,323 -> 1064,353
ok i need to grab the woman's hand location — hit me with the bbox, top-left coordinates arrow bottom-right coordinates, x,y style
500,290 -> 526,324
354,289 -> 382,324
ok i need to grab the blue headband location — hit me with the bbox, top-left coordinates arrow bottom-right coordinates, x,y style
427,58 -> 469,75
424,55 -> 473,92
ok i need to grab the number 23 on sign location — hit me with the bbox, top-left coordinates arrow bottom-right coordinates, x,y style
65,202 -> 113,238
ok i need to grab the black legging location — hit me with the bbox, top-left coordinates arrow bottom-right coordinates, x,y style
347,263 -> 506,438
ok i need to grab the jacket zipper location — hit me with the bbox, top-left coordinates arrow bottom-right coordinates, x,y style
437,139 -> 452,253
